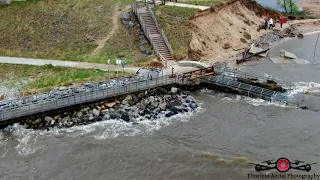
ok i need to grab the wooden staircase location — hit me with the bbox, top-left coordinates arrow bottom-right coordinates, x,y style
132,3 -> 174,68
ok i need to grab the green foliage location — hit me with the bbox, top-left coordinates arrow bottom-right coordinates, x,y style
154,6 -> 198,58
0,63 -> 129,95
277,0 -> 299,14
0,0 -> 146,65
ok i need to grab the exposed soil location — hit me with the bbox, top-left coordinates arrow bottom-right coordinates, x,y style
91,4 -> 122,57
187,0 -> 320,64
188,0 -> 282,63
299,0 -> 320,16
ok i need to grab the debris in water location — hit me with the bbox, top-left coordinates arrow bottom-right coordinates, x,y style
284,51 -> 299,59
270,57 -> 291,64
293,59 -> 310,64
249,46 -> 269,57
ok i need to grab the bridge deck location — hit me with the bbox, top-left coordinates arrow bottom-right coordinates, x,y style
202,75 -> 278,100
0,67 -> 293,125
0,76 -> 176,123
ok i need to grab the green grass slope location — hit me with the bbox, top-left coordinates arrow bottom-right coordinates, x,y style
0,0 -> 150,64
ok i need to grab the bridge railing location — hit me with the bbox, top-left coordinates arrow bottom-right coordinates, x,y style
0,75 -> 177,122
214,67 -> 294,90
207,75 -> 278,100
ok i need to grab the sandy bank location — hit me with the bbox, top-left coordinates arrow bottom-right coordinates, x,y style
299,0 -> 320,16
187,0 -> 320,64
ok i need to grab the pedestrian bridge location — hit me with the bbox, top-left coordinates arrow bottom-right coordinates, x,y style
0,66 -> 293,126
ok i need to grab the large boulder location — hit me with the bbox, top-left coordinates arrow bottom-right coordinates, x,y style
62,116 -> 71,123
121,112 -> 130,122
75,111 -> 83,118
144,109 -> 151,115
44,116 -> 55,127
151,98 -> 159,108
128,21 -> 134,28
105,102 -> 116,108
165,112 -> 175,117
130,94 -> 140,105
159,103 -> 167,111
121,12 -> 131,21
170,106 -> 178,114
189,103 -> 198,110
110,113 -> 121,119
138,92 -> 145,99
171,87 -> 178,94
103,114 -> 110,120
92,109 -> 100,117
122,95 -> 133,105
297,33 -> 304,39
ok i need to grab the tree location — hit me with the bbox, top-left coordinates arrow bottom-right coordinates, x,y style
277,0 -> 299,14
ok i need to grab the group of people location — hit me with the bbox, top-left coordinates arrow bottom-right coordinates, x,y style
264,16 -> 285,30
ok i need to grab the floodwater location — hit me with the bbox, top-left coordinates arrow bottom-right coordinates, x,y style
1,34 -> 320,179
256,0 -> 303,12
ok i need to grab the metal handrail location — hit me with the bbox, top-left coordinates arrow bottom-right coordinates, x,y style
146,4 -> 173,56
146,4 -> 161,31
217,67 -> 294,88
160,29 -> 173,55
0,75 -> 177,122
206,75 -> 280,99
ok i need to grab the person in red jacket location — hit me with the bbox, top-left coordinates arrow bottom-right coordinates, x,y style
280,16 -> 285,28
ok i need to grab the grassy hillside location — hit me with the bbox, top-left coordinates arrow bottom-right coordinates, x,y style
154,6 -> 198,59
0,63 -> 128,96
0,0 -> 152,64
179,0 -> 229,6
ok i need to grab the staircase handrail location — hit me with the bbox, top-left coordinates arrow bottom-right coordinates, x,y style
146,4 -> 173,56
158,52 -> 168,67
160,29 -> 173,55
146,4 -> 161,31
132,2 -> 172,67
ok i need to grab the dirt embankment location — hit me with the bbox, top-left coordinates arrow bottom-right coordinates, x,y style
299,0 -> 320,17
187,0 -> 282,62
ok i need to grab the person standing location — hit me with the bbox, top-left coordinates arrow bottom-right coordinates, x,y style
265,18 -> 269,30
280,16 -> 285,28
269,17 -> 274,29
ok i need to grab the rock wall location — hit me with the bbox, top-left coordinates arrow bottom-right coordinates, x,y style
121,11 -> 153,55
20,87 -> 199,129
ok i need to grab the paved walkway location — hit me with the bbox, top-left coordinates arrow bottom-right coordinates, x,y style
165,2 -> 210,10
0,56 -> 140,73
0,56 -> 203,75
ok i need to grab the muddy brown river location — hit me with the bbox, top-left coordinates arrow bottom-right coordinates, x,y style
0,33 -> 320,180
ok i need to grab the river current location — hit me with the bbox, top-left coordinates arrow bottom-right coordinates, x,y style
0,34 -> 320,180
